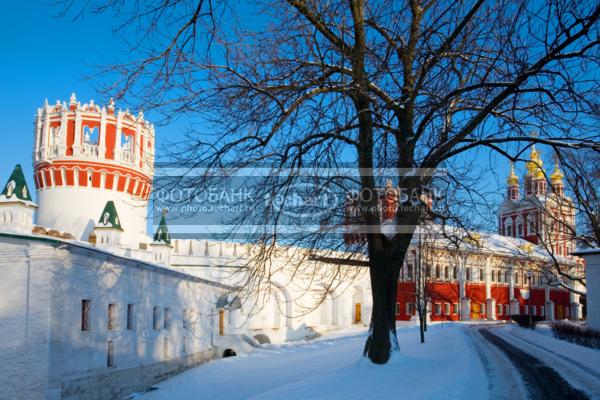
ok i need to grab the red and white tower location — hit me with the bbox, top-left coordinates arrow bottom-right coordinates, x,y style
33,94 -> 154,248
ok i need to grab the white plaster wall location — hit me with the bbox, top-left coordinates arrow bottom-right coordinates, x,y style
0,234 -> 225,400
36,187 -> 148,248
171,239 -> 373,343
580,251 -> 600,330
0,238 -> 53,400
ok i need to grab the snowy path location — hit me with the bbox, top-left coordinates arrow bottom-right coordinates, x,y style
494,326 -> 600,399
463,325 -> 528,400
477,326 -> 588,399
133,324 -> 488,400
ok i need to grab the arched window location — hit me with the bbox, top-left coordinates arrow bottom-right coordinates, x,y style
515,216 -> 524,237
479,268 -> 485,282
491,270 -> 496,282
466,267 -> 472,281
444,266 -> 449,280
435,265 -> 441,279
526,214 -> 536,236
426,265 -> 432,278
453,266 -> 458,280
504,218 -> 513,237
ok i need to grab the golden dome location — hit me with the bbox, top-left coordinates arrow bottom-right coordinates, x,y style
550,160 -> 564,184
507,162 -> 519,186
525,145 -> 544,178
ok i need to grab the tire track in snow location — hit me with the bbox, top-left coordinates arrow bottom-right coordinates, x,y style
463,325 -> 528,400
479,328 -> 589,400
493,327 -> 600,399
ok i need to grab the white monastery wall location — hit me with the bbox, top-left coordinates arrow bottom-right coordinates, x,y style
171,239 -> 373,344
0,233 -> 229,400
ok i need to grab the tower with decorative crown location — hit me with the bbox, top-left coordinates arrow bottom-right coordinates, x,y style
499,146 -> 576,257
0,164 -> 37,234
33,94 -> 154,248
150,212 -> 173,265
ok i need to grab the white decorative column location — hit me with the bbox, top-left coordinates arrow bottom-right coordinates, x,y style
570,291 -> 582,321
114,112 -> 123,162
459,255 -> 466,299
509,267 -> 519,315
73,108 -> 83,156
485,257 -> 495,320
40,102 -> 50,160
459,255 -> 470,320
58,106 -> 68,157
572,249 -> 598,329
99,107 -> 107,160
33,108 -> 42,162
545,285 -> 555,321
133,120 -> 142,166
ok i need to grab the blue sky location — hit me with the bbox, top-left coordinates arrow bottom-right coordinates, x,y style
0,0 -> 519,233
0,1 -> 189,188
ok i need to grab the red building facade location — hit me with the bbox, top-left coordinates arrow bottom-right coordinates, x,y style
394,147 -> 581,322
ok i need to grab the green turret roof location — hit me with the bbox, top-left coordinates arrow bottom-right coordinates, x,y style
1,164 -> 33,202
153,214 -> 171,244
97,201 -> 123,230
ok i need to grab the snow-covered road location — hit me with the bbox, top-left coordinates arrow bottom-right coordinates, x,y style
133,324 -> 488,400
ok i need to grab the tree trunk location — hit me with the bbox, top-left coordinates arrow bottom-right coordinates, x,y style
363,253 -> 399,364
419,311 -> 425,343
363,234 -> 413,364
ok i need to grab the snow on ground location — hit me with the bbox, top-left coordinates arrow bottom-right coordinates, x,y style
497,324 -> 600,376
135,323 -> 488,400
494,324 -> 600,398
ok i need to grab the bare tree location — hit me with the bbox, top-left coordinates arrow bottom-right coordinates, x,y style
411,226 -> 438,343
56,0 -> 600,364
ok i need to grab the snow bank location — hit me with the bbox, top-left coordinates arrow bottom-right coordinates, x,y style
136,324 -> 487,400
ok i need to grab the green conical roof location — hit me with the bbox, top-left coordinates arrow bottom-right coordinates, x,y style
153,214 -> 171,244
1,164 -> 33,202
97,201 -> 123,230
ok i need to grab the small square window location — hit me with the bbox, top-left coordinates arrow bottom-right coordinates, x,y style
127,304 -> 134,330
164,308 -> 171,330
153,306 -> 161,330
108,303 -> 118,331
107,340 -> 115,368
81,299 -> 91,331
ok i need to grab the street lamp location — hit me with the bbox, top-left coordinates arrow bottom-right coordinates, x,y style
526,270 -> 533,330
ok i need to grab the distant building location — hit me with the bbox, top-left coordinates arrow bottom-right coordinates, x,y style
344,147 -> 585,323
